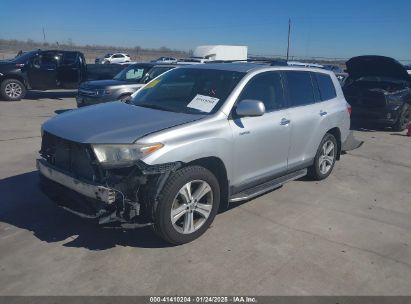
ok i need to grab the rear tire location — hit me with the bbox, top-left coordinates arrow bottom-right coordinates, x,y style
392,104 -> 410,132
1,79 -> 26,101
308,133 -> 338,181
152,166 -> 220,245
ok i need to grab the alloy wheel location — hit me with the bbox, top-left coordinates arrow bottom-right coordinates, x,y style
5,82 -> 22,98
318,140 -> 335,175
170,180 -> 213,234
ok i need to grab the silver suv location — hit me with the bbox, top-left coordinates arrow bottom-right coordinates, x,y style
38,63 -> 351,244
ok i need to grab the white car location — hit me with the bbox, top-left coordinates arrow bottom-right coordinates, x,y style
151,57 -> 177,64
96,53 -> 131,64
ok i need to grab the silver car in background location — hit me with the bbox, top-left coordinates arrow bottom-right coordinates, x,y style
38,63 -> 351,244
77,63 -> 177,107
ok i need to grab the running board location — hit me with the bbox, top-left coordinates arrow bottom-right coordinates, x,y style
229,169 -> 307,203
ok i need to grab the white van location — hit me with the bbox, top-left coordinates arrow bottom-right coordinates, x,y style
182,45 -> 248,63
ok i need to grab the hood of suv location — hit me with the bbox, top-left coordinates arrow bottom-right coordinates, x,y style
346,56 -> 410,83
0,61 -> 16,70
80,79 -> 139,89
42,102 -> 205,144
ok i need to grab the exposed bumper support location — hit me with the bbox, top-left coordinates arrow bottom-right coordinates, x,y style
36,159 -> 116,204
342,131 -> 364,151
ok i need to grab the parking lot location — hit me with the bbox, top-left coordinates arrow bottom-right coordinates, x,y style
0,92 -> 410,295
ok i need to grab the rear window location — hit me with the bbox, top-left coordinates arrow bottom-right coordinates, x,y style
284,71 -> 315,107
315,73 -> 337,101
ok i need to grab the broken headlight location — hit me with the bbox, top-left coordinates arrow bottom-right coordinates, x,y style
92,143 -> 163,168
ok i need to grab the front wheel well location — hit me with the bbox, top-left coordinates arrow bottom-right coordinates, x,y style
184,157 -> 229,209
1,75 -> 27,87
326,127 -> 341,160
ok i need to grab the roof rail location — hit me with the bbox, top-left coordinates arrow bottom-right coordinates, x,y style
204,59 -> 275,64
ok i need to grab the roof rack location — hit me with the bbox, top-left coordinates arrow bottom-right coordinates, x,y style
203,59 -> 272,64
202,58 -> 290,66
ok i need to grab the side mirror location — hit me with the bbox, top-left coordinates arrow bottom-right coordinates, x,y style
235,99 -> 265,117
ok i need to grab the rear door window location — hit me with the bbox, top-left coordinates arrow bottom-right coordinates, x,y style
283,71 -> 315,107
62,52 -> 78,65
239,72 -> 286,112
315,73 -> 337,101
40,52 -> 59,67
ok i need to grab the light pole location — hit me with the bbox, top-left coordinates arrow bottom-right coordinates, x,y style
286,18 -> 291,61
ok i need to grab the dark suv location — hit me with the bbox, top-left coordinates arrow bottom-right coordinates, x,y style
0,50 -> 87,101
343,56 -> 411,131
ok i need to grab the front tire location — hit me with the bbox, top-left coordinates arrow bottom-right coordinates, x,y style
308,133 -> 338,180
152,166 -> 220,245
1,79 -> 26,101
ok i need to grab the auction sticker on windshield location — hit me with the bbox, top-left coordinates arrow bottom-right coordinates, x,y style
144,79 -> 160,89
187,94 -> 219,113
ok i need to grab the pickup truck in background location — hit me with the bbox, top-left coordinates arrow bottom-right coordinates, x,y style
0,50 -> 127,101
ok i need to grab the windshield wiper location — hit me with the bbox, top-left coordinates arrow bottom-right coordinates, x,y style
184,107 -> 207,114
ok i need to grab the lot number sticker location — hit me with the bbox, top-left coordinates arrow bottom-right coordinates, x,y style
187,94 -> 220,113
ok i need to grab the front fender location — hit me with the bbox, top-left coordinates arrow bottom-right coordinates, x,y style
143,136 -> 233,174
140,115 -> 234,181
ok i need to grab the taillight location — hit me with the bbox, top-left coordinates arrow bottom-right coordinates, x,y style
347,104 -> 352,115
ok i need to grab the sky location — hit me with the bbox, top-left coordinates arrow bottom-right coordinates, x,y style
0,0 -> 410,62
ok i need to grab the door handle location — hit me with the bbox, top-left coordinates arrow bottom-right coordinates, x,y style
280,118 -> 291,125
320,110 -> 328,116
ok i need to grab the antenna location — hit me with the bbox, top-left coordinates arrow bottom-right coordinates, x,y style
286,18 -> 291,61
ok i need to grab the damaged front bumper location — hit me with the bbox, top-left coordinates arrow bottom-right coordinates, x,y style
37,158 -> 181,226
37,159 -> 116,204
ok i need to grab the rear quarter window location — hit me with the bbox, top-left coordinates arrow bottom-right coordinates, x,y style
315,73 -> 337,101
283,71 -> 315,107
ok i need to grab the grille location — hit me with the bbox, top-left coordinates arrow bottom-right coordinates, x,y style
40,132 -> 98,181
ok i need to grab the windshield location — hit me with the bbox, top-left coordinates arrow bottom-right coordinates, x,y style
10,51 -> 37,63
131,68 -> 245,114
113,64 -> 151,82
104,53 -> 112,58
